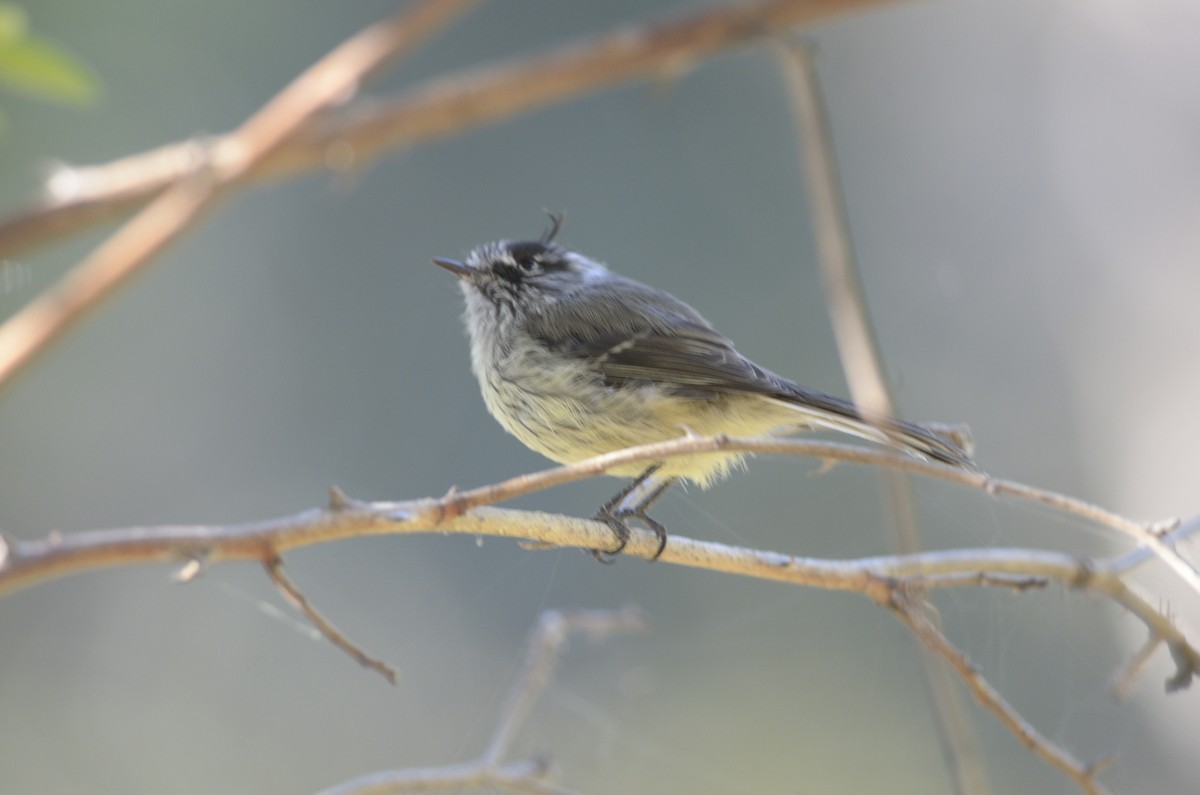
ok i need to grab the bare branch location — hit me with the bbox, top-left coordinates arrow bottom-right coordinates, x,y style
0,0 -> 478,392
438,434 -> 1198,594
2,436 -> 1197,697
315,608 -> 643,795
264,555 -> 398,684
886,592 -> 1110,795
0,0 -> 900,261
1,436 -> 1193,601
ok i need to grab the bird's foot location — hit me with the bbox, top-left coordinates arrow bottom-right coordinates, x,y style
590,504 -> 669,563
589,465 -> 674,563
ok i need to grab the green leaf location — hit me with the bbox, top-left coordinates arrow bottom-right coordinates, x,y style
0,34 -> 99,105
0,5 -> 27,44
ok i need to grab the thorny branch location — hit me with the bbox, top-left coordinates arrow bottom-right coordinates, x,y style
314,608 -> 646,795
2,436 -> 1197,679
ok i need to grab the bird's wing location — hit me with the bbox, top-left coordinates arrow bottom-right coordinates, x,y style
525,276 -> 830,403
525,278 -> 975,468
583,325 -> 781,398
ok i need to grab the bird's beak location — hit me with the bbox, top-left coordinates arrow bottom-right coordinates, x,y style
432,257 -> 474,280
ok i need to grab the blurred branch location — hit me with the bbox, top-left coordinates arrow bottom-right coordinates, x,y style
0,0 -> 899,262
777,40 -> 893,417
1113,635 -> 1163,701
0,0 -> 479,392
777,39 -> 987,795
317,759 -> 574,795
481,608 -> 648,768
1108,513 -> 1200,575
316,608 -> 646,795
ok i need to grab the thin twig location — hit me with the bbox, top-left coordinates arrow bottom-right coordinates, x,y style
0,0 -> 900,261
264,555 -> 398,684
315,608 -> 643,795
0,0 -> 478,392
885,591 -> 1111,795
482,608 -> 648,767
1112,635 -> 1164,700
777,38 -> 987,795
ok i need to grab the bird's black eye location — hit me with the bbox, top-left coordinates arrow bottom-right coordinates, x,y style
506,241 -> 549,272
504,241 -> 570,275
490,246 -> 540,284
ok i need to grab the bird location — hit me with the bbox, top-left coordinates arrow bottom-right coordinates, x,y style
433,218 -> 973,560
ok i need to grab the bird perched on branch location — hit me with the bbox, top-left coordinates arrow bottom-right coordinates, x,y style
435,217 -> 973,560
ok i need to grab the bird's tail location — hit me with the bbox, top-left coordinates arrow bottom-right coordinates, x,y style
814,412 -> 975,469
768,389 -> 976,469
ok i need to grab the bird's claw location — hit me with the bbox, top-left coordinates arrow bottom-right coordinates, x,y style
589,505 -> 668,563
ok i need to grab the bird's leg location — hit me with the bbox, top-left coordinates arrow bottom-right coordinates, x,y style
618,474 -> 676,560
591,465 -> 660,561
591,464 -> 676,562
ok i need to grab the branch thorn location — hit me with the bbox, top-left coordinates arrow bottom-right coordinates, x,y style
328,485 -> 351,511
173,557 -> 205,583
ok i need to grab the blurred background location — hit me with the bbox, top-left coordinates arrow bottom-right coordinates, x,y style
2,0 -> 1199,792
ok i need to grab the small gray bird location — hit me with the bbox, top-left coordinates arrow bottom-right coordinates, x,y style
434,221 -> 973,560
